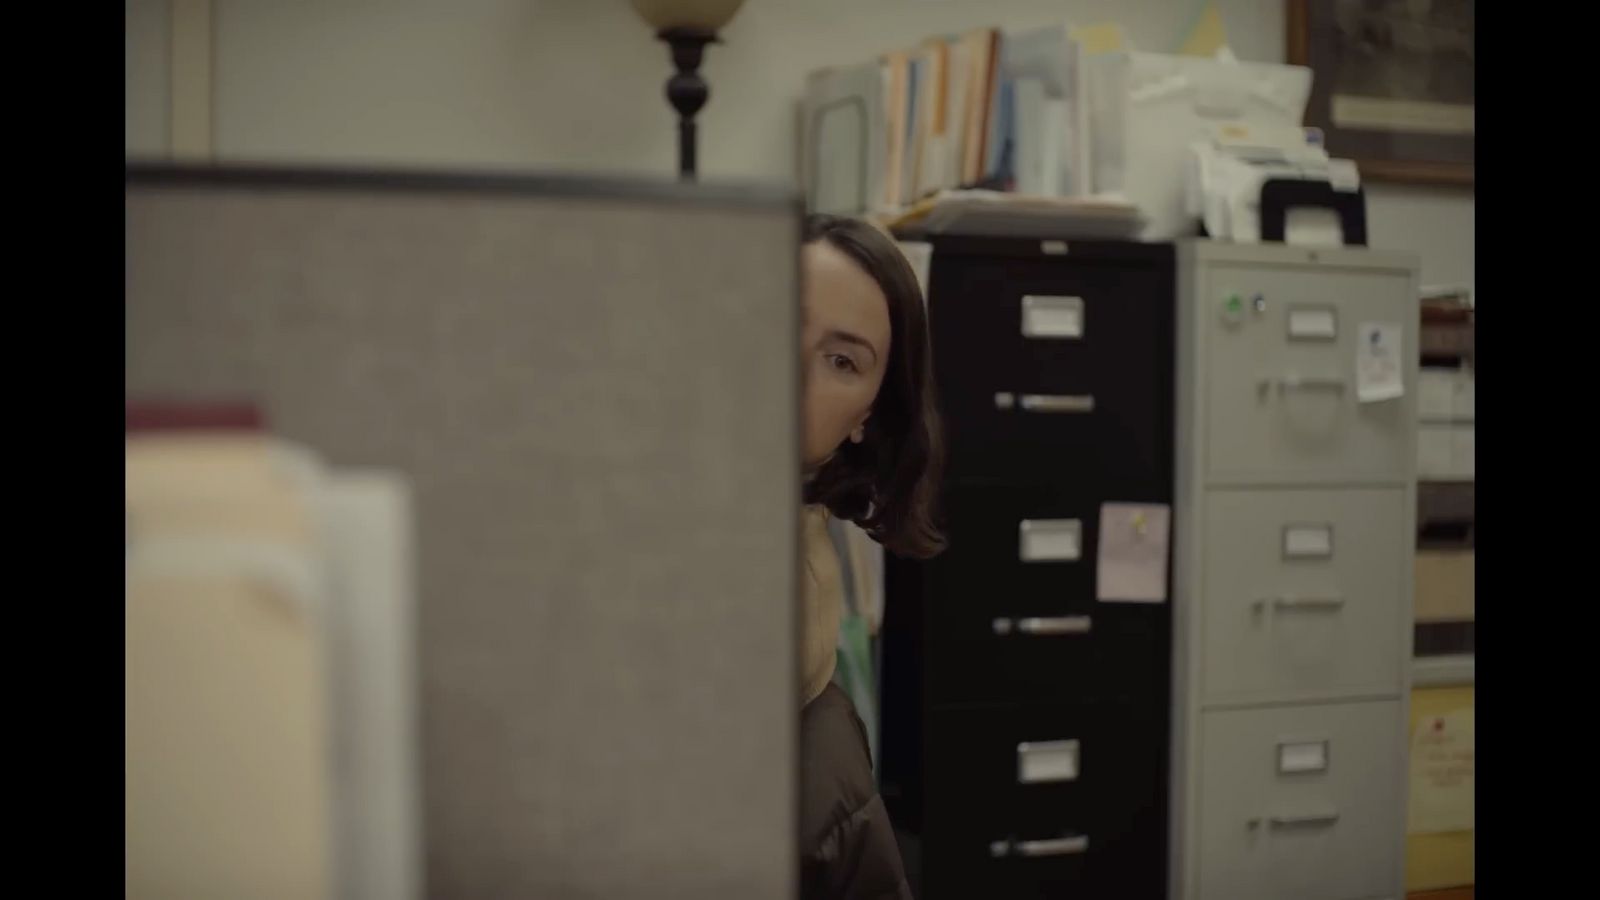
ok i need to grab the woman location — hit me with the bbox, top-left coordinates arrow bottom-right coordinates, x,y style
798,214 -> 944,900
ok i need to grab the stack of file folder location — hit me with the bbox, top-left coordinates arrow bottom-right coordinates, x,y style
125,404 -> 420,899
802,24 -> 1095,219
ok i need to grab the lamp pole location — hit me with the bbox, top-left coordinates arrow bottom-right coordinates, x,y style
657,28 -> 717,180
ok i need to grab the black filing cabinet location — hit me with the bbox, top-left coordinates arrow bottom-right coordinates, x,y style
880,237 -> 1174,899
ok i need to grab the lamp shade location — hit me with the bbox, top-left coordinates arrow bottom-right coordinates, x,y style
629,0 -> 746,32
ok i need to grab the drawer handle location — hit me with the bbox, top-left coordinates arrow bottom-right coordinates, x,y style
1252,811 -> 1341,829
990,835 -> 1090,858
1258,374 -> 1347,395
992,616 -> 1092,636
1020,393 -> 1095,414
994,393 -> 1096,413
1257,594 -> 1346,611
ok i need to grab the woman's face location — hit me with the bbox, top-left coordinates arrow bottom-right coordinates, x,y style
801,240 -> 892,469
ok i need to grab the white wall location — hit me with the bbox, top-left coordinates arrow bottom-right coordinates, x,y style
1365,186 -> 1474,295
125,0 -> 1472,294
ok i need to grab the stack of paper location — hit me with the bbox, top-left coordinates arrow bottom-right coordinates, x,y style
1086,50 -> 1313,239
890,189 -> 1144,239
1185,121 -> 1358,245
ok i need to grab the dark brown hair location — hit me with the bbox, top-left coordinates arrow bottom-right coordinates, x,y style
802,214 -> 946,559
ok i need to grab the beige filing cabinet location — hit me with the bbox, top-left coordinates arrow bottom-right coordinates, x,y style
1171,241 -> 1419,900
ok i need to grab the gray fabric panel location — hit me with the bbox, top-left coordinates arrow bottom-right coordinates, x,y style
126,177 -> 800,900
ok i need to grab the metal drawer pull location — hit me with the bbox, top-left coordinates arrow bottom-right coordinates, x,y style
1259,374 -> 1347,395
990,835 -> 1090,858
992,616 -> 1092,636
1254,811 -> 1341,828
993,393 -> 1096,414
1020,393 -> 1095,413
1258,594 -> 1346,611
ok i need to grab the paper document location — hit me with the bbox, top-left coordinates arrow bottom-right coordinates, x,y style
1357,321 -> 1405,403
1408,709 -> 1474,834
1096,503 -> 1171,603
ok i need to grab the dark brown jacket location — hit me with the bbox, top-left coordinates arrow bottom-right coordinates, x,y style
800,683 -> 914,900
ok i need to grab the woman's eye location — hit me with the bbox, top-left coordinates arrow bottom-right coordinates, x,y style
827,354 -> 858,373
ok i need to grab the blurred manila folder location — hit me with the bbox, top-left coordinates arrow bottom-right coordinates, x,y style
125,428 -> 420,899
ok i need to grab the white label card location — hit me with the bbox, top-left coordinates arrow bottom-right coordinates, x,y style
1020,520 -> 1081,562
1288,308 -> 1337,340
1278,740 -> 1330,774
1021,296 -> 1085,339
1018,740 -> 1080,783
1283,524 -> 1333,559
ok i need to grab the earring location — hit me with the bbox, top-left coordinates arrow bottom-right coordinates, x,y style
850,425 -> 865,444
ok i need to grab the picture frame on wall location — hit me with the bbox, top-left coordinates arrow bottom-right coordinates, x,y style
1288,0 -> 1474,185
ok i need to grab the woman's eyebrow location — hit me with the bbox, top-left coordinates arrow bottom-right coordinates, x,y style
821,329 -> 880,365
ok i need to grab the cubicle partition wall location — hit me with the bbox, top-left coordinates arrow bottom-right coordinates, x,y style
126,166 -> 803,899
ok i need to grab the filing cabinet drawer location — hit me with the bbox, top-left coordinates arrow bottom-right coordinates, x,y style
1199,487 -> 1409,705
922,702 -> 1167,900
1196,700 -> 1404,900
925,485 -> 1170,705
1203,264 -> 1415,484
928,255 -> 1172,485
